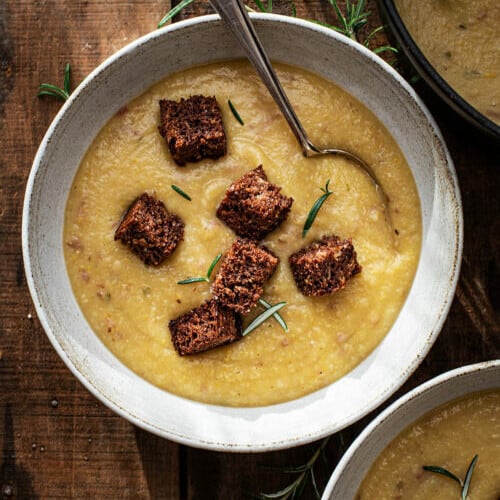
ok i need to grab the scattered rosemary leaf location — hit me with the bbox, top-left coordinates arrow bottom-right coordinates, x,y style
423,454 -> 479,500
177,276 -> 209,285
228,99 -> 244,125
422,465 -> 462,486
461,455 -> 479,500
38,63 -> 72,102
171,184 -> 192,201
158,0 -> 195,28
177,252 -> 222,285
253,0 -> 273,13
258,298 -> 288,332
302,180 -> 333,238
206,252 -> 223,280
242,302 -> 286,336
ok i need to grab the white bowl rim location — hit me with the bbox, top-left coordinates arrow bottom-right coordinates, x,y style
322,359 -> 500,498
22,13 -> 463,451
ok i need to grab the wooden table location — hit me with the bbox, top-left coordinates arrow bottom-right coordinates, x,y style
1,1 -> 498,498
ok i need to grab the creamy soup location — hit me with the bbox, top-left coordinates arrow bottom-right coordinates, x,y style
358,390 -> 500,499
64,61 -> 421,406
396,0 -> 500,125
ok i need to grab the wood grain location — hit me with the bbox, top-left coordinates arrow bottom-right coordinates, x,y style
1,1 -> 498,499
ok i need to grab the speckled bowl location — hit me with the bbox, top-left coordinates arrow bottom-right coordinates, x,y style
322,360 -> 500,499
22,14 -> 462,451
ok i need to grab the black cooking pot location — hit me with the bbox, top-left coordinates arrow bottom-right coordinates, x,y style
378,0 -> 500,140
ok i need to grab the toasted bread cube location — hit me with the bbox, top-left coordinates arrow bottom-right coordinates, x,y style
211,238 -> 279,314
114,193 -> 184,266
169,299 -> 242,356
216,165 -> 293,240
289,235 -> 361,296
159,95 -> 227,166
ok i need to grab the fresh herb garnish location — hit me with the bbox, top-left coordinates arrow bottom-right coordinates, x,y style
253,0 -> 273,13
158,0 -> 195,28
157,0 -> 394,57
252,437 -> 330,499
171,184 -> 192,201
258,298 -> 288,332
228,99 -> 244,125
423,454 -> 479,500
38,63 -> 72,102
302,180 -> 333,238
242,302 -> 287,336
314,0 -> 397,55
177,252 -> 222,284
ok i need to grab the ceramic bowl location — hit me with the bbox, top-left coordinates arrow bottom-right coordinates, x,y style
22,14 -> 462,451
322,360 -> 500,498
379,0 -> 500,140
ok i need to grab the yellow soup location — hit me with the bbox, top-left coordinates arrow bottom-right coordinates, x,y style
64,61 -> 421,406
358,390 -> 500,499
396,0 -> 500,124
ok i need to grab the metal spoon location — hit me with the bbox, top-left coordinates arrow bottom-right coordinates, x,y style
209,0 -> 388,204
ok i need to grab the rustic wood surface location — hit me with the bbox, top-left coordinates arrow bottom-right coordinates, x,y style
0,0 -> 498,498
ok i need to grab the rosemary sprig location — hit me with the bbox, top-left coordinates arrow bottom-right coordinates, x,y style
38,63 -> 72,102
258,298 -> 288,332
228,99 -> 244,125
177,252 -> 222,284
302,180 -> 333,238
319,0 -> 398,55
158,0 -> 195,28
171,184 -> 192,201
423,454 -> 479,500
252,437 -> 330,499
242,302 -> 286,336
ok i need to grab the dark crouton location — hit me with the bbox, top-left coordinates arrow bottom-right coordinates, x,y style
158,95 -> 227,166
114,193 -> 184,266
211,238 -> 279,314
169,299 -> 242,356
216,165 -> 293,240
289,235 -> 361,297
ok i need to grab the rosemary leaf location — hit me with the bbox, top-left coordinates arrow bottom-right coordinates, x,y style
206,252 -> 223,279
171,184 -> 192,201
63,63 -> 71,95
302,180 -> 333,238
258,298 -> 288,332
242,302 -> 287,337
373,45 -> 398,55
38,83 -> 70,102
228,99 -> 244,125
177,277 -> 209,285
310,468 -> 320,500
158,0 -> 195,28
461,455 -> 478,500
422,465 -> 463,487
177,251 -> 222,285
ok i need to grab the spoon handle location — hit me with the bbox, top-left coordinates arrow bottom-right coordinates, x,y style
209,0 -> 316,155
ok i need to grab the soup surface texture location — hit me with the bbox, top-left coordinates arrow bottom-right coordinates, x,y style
396,0 -> 500,125
358,390 -> 500,499
64,61 -> 421,406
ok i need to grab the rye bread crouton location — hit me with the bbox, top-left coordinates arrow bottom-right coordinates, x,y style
114,193 -> 184,266
169,299 -> 242,356
211,238 -> 279,314
159,95 -> 227,166
289,235 -> 361,296
216,165 -> 293,240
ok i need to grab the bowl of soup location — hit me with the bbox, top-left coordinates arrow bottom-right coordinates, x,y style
322,360 -> 500,498
379,0 -> 500,139
22,14 -> 462,451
